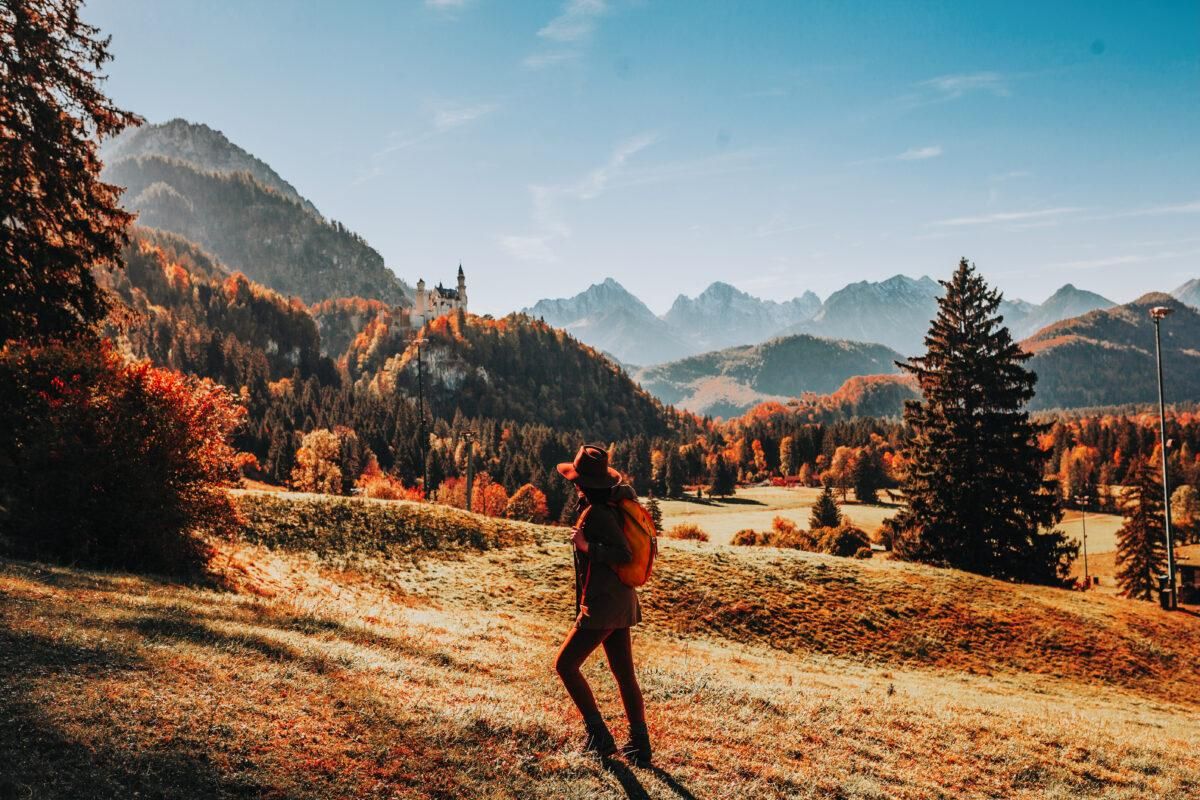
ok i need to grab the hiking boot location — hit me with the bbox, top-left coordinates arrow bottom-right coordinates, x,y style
583,722 -> 617,757
620,732 -> 652,765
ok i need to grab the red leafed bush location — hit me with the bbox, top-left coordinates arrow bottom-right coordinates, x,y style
0,339 -> 247,574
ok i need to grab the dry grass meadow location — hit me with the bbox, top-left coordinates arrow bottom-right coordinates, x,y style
2,491 -> 1198,799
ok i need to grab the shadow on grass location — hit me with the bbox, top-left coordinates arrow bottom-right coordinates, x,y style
0,626 -> 267,800
600,758 -> 702,800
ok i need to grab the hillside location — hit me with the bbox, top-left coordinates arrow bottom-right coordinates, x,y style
785,275 -> 941,355
102,119 -> 320,216
361,311 -> 673,439
1025,293 -> 1200,409
2,492 -> 1198,799
100,227 -> 336,385
1012,284 -> 1113,339
662,282 -> 821,352
102,121 -> 410,305
1173,277 -> 1200,309
634,334 -> 904,417
524,278 -> 691,365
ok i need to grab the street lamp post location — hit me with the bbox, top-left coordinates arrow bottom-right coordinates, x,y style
1150,305 -> 1176,610
413,337 -> 428,497
1074,494 -> 1089,589
464,431 -> 475,513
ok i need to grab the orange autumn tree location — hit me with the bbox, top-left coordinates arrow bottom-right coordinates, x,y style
356,455 -> 423,501
0,340 -> 246,573
505,483 -> 550,523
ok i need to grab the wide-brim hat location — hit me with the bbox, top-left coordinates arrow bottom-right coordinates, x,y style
557,443 -> 621,489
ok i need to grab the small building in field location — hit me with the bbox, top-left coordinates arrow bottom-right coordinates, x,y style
1177,544 -> 1200,604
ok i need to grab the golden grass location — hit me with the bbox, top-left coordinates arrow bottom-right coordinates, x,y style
2,492 -> 1198,799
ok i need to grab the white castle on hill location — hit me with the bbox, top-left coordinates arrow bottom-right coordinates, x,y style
412,265 -> 467,327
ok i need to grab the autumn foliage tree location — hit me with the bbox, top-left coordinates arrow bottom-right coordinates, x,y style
291,429 -> 343,494
0,341 -> 245,572
890,260 -> 1074,585
1,0 -> 141,342
505,483 -> 550,523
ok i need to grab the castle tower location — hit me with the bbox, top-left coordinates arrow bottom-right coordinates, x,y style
415,278 -> 427,325
456,264 -> 467,309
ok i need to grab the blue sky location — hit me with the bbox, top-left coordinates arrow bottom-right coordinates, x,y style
85,0 -> 1199,315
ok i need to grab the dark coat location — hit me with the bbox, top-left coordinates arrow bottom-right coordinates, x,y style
572,484 -> 642,630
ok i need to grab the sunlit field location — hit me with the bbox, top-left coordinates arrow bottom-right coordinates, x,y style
3,492 -> 1198,799
659,486 -> 1126,556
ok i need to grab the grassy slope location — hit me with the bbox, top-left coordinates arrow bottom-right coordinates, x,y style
2,493 -> 1199,799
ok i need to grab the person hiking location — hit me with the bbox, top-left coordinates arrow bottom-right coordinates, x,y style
554,443 -> 651,764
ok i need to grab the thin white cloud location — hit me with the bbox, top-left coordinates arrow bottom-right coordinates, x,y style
355,100 -> 498,184
920,71 -> 1010,99
500,133 -> 768,263
525,0 -> 608,69
897,145 -> 943,161
990,169 -> 1032,182
522,51 -> 578,69
851,145 -> 942,166
425,0 -> 467,7
1104,200 -> 1200,219
503,132 -> 659,260
538,0 -> 607,42
1044,247 -> 1200,271
932,207 -> 1082,227
433,102 -> 498,131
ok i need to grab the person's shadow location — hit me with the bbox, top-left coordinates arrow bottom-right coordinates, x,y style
602,757 -> 701,800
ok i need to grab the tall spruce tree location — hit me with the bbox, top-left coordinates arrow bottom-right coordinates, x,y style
810,483 -> 842,529
1115,458 -> 1167,601
1,0 -> 141,342
890,259 -> 1074,584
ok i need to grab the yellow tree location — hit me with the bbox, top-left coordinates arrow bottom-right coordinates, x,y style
291,429 -> 342,494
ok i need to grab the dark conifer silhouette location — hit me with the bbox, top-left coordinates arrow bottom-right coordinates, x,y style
890,259 -> 1074,584
1,0 -> 141,342
810,484 -> 842,530
1115,457 -> 1168,601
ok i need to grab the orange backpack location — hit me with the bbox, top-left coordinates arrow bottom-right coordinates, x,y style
609,497 -> 658,587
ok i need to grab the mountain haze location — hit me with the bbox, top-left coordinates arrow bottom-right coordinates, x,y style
1172,278 -> 1200,309
663,281 -> 821,352
784,275 -> 941,355
1013,284 -> 1113,339
103,119 -> 320,216
102,120 -> 410,305
633,334 -> 903,418
522,278 -> 691,365
1025,293 -> 1200,409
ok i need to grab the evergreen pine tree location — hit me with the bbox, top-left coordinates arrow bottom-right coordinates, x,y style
707,453 -> 736,497
1,0 -> 141,342
810,484 -> 842,529
1115,458 -> 1168,600
852,448 -> 884,504
644,494 -> 663,530
890,259 -> 1074,584
665,448 -> 685,497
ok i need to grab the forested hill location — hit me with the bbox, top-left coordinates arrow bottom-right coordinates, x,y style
633,334 -> 904,418
102,119 -> 320,216
1025,293 -> 1200,410
102,120 -> 410,305
100,227 -> 338,388
358,311 -> 676,441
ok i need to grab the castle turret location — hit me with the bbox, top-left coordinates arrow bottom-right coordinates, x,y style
456,264 -> 467,308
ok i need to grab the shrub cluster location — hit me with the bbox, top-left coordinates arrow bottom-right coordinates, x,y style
732,515 -> 870,558
0,340 -> 246,573
665,523 -> 710,542
235,492 -> 533,556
